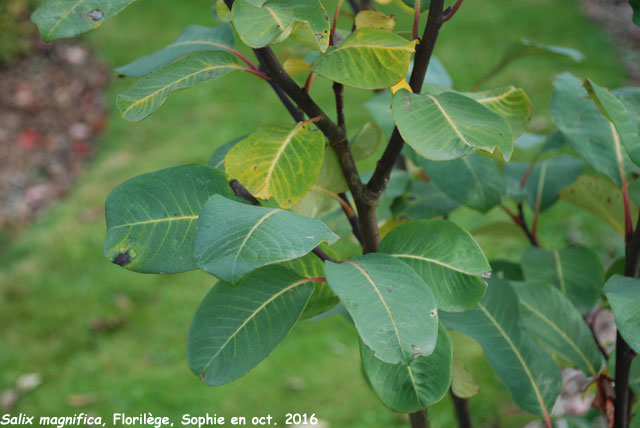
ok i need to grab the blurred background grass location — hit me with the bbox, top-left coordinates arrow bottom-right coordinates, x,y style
0,0 -> 629,426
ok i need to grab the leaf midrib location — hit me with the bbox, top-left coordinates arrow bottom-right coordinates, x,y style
108,215 -> 198,230
477,303 -> 551,420
120,63 -> 244,115
425,94 -> 472,148
264,123 -> 306,195
390,254 -> 480,275
200,277 -> 312,374
519,300 -> 597,377
46,0 -> 89,40
231,209 -> 281,279
346,260 -> 404,360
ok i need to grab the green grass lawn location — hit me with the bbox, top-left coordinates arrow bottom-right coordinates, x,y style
0,0 -> 628,426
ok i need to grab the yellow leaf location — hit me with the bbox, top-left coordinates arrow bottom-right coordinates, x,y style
283,57 -> 312,76
355,10 -> 397,32
390,78 -> 412,96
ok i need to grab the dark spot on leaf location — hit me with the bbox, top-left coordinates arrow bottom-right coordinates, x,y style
315,33 -> 324,41
411,345 -> 421,351
406,195 -> 416,201
87,9 -> 104,21
499,132 -> 503,136
252,164 -> 258,170
200,371 -> 205,380
112,252 -> 130,266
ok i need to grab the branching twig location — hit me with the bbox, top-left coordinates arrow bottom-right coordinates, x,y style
312,247 -> 339,264
442,0 -> 464,23
517,203 -> 539,247
334,82 -> 346,130
366,0 -> 447,205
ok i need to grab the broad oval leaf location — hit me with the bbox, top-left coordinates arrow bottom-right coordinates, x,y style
104,165 -> 239,273
117,51 -> 244,122
583,78 -> 640,168
503,155 -> 584,213
187,265 -> 315,386
194,195 -> 338,283
115,24 -> 235,77
513,280 -> 604,378
224,122 -> 326,208
604,275 -> 640,354
467,86 -> 532,138
419,152 -> 506,212
312,28 -> 418,90
440,279 -> 562,419
360,323 -> 452,413
551,73 -> 638,187
231,0 -> 330,52
324,253 -> 438,364
393,89 -> 513,161
391,180 -> 461,220
31,0 -> 136,42
559,174 -> 637,236
521,245 -> 604,313
379,220 -> 490,312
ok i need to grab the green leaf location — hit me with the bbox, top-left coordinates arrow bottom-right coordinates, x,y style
467,86 -> 532,138
360,323 -> 452,413
117,51 -> 244,122
419,153 -> 506,212
224,122 -> 325,208
503,155 -> 584,212
187,265 -> 315,386
583,78 -> 640,167
324,253 -> 439,364
312,28 -> 418,90
194,195 -> 339,283
391,180 -> 461,220
551,73 -> 638,187
521,246 -> 604,313
31,0 -> 137,42
104,165 -> 239,274
379,220 -> 490,312
513,280 -> 604,377
231,0 -> 330,52
603,275 -> 640,354
282,245 -> 340,319
351,122 -> 385,162
559,174 -> 637,236
208,135 -> 247,170
451,358 -> 479,399
393,89 -> 514,161
631,0 -> 640,26
441,279 -> 562,418
115,24 -> 235,77
291,147 -> 349,218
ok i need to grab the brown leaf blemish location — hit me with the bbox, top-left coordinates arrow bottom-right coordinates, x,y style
112,251 -> 131,266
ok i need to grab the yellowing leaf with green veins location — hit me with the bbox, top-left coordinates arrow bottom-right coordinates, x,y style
231,0 -> 330,52
215,0 -> 232,22
104,165 -> 242,274
467,87 -> 532,137
117,51 -> 245,122
313,28 -> 418,90
31,0 -> 137,42
283,58 -> 312,76
355,10 -> 397,31
393,89 -> 514,161
225,122 -> 326,208
115,24 -> 235,77
584,78 -> 640,167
